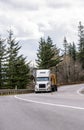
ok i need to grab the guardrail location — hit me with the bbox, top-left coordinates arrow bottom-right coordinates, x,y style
0,89 -> 34,95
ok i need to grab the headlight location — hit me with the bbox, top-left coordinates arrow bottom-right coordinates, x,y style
47,82 -> 50,86
35,85 -> 39,91
35,84 -> 38,88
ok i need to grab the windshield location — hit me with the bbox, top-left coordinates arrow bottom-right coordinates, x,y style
37,77 -> 49,81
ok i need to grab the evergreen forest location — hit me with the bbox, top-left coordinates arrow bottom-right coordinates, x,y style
0,22 -> 84,89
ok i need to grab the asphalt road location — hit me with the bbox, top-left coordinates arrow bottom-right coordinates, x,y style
0,84 -> 84,130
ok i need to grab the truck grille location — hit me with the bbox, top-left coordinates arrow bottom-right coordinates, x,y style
39,84 -> 45,88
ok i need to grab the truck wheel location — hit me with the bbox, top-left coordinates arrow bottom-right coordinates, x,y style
35,91 -> 38,94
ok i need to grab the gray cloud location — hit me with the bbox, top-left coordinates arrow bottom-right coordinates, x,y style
0,0 -> 39,11
45,0 -> 72,9
0,0 -> 83,62
47,2 -> 71,9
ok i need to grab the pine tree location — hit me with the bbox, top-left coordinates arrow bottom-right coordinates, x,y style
68,42 -> 77,82
68,43 -> 72,56
6,30 -> 21,88
63,37 -> 68,56
62,37 -> 69,83
68,42 -> 76,61
78,21 -> 84,68
6,30 -> 31,89
0,37 -> 7,88
36,37 -> 46,68
14,55 -> 30,89
71,42 -> 76,61
36,36 -> 60,69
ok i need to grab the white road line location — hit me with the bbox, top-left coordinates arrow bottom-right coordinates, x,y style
77,87 -> 84,96
15,95 -> 84,110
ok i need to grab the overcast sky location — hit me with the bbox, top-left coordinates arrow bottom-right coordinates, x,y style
0,0 -> 84,65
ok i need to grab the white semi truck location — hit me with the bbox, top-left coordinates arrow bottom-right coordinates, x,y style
35,69 -> 57,92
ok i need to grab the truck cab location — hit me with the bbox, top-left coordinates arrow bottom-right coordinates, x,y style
35,69 -> 57,92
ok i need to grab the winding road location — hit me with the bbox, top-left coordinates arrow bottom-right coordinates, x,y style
0,84 -> 84,130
